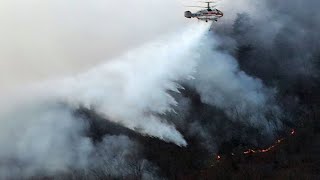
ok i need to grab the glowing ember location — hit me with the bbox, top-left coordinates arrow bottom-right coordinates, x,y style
243,149 -> 255,154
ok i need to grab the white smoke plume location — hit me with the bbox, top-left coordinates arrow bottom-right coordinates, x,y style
0,23 -> 210,178
0,97 -> 93,178
57,23 -> 211,146
187,34 -> 282,133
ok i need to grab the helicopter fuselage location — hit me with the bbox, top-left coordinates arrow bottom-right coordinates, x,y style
185,8 -> 223,22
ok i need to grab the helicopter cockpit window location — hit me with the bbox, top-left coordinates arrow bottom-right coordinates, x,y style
208,9 -> 212,11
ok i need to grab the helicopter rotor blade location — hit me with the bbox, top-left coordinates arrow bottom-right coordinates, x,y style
186,5 -> 217,9
197,1 -> 219,6
186,6 -> 208,8
197,0 -> 220,3
197,1 -> 216,4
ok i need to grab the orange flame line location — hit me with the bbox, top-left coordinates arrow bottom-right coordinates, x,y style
243,129 -> 295,155
214,129 -> 296,161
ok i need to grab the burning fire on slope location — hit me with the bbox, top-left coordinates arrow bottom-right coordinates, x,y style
243,138 -> 285,154
243,129 -> 296,155
215,129 -> 296,160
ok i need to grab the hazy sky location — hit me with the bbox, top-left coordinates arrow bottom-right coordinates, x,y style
0,0 -> 190,89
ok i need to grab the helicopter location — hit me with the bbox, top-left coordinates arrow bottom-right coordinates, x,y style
184,1 -> 223,22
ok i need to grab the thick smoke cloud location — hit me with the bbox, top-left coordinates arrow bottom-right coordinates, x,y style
166,34 -> 283,153
215,0 -> 320,84
178,0 -> 320,154
0,20 -> 280,177
0,97 -> 92,178
58,24 -> 210,146
0,91 -> 160,179
188,34 -> 282,132
0,23 -> 210,178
